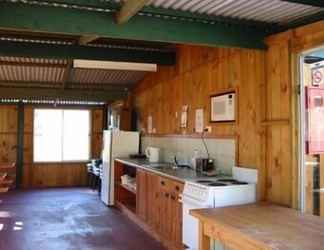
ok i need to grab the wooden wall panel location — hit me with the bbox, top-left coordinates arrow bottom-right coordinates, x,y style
0,105 -> 17,133
0,105 -> 17,186
0,106 -> 18,160
265,20 -> 324,207
133,19 -> 324,207
91,109 -> 103,159
133,45 -> 266,200
265,37 -> 293,207
0,134 -> 16,163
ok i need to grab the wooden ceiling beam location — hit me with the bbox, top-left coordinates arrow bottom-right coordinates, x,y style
116,0 -> 150,24
62,60 -> 73,89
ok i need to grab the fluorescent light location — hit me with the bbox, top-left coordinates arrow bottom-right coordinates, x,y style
73,59 -> 157,72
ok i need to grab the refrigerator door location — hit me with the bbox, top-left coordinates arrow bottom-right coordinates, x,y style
101,130 -> 139,206
101,130 -> 112,205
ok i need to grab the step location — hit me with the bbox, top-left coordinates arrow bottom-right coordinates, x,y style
0,187 -> 9,193
0,163 -> 15,169
0,179 -> 13,185
0,173 -> 7,181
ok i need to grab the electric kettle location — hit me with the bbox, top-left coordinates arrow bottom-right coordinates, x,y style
145,147 -> 160,163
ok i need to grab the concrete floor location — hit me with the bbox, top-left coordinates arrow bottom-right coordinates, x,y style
0,188 -> 165,250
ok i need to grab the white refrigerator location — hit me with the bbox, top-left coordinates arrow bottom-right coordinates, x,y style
101,130 -> 139,206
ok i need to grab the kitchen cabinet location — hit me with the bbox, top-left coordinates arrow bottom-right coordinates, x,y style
170,181 -> 184,249
114,161 -> 184,250
136,169 -> 147,221
155,176 -> 184,249
146,171 -> 160,230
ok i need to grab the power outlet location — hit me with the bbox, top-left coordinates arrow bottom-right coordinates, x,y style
204,126 -> 212,133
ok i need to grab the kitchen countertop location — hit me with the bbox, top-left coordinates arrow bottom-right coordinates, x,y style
115,158 -> 229,183
190,203 -> 324,250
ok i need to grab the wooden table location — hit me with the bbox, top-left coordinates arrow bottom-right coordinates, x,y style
190,203 -> 324,250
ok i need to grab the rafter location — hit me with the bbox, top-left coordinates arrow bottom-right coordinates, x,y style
79,35 -> 99,45
62,60 -> 73,89
116,0 -> 150,24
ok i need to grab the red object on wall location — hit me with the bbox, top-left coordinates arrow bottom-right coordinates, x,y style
305,86 -> 324,154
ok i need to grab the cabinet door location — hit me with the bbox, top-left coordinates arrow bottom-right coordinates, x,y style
146,171 -> 160,229
136,169 -> 147,221
171,181 -> 184,249
158,176 -> 172,240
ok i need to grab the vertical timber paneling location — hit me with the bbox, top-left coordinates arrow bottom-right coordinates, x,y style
134,45 -> 266,200
0,105 -> 18,186
133,19 -> 324,207
265,33 -> 293,207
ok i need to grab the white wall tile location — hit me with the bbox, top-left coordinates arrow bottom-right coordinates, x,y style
141,136 -> 235,174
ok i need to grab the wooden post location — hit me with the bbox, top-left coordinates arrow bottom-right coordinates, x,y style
199,222 -> 210,250
116,0 -> 150,24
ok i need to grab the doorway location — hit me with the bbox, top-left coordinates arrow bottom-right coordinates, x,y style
299,47 -> 324,216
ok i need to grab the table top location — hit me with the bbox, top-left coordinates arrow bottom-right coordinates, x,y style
190,203 -> 324,250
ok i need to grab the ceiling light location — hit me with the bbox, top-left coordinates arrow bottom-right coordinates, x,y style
73,59 -> 157,72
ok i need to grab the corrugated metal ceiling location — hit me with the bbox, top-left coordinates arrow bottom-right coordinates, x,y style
0,56 -> 147,89
115,0 -> 323,25
71,69 -> 147,85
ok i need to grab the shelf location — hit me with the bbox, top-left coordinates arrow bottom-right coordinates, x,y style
116,200 -> 136,214
120,183 -> 137,194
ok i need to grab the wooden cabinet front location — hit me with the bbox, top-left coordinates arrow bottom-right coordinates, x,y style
146,171 -> 160,230
136,169 -> 147,221
138,170 -> 184,250
115,161 -> 184,250
170,181 -> 184,249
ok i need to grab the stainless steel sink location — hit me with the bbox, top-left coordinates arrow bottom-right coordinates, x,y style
144,163 -> 175,169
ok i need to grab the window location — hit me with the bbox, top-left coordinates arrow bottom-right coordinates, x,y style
34,109 -> 90,162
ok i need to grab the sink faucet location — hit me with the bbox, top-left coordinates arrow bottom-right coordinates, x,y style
173,156 -> 179,169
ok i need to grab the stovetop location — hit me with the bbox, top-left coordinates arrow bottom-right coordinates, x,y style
194,178 -> 248,186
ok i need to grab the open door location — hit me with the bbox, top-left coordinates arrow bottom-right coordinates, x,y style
300,50 -> 324,217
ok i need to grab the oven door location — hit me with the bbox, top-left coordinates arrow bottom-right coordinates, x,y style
182,195 -> 213,250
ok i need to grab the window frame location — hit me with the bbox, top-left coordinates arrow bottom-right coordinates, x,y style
32,107 -> 92,164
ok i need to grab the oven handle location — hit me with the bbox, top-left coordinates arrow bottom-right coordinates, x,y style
178,194 -> 183,203
181,194 -> 209,207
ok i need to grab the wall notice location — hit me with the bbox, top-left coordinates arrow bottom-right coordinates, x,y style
311,66 -> 324,86
148,115 -> 153,134
195,109 -> 204,133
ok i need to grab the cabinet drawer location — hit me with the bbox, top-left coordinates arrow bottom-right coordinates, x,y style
171,181 -> 184,196
159,176 -> 172,190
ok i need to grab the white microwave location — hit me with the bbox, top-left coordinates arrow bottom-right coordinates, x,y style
210,92 -> 236,122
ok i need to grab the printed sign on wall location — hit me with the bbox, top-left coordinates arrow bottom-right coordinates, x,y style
311,66 -> 324,86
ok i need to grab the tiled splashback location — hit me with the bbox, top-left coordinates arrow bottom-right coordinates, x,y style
141,136 -> 235,175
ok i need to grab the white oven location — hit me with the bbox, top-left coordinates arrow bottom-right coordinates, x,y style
181,185 -> 214,249
181,167 -> 257,250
